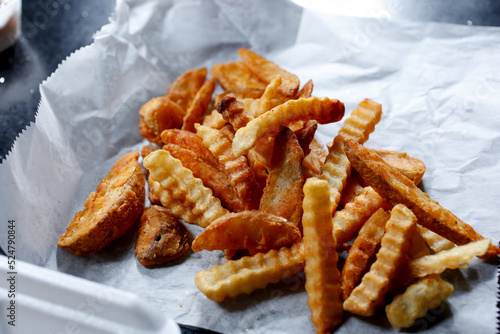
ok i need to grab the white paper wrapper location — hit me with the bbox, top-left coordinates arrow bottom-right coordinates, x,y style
1,0 -> 499,333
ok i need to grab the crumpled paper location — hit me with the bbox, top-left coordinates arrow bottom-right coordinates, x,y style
1,0 -> 499,333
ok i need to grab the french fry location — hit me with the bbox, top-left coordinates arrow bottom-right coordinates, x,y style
202,109 -> 227,129
295,120 -> 318,156
334,186 -> 387,246
319,98 -> 383,213
343,137 -> 500,258
143,150 -> 229,227
191,210 -> 301,253
217,94 -> 254,130
238,48 -> 300,97
259,126 -> 304,226
210,61 -> 267,91
214,87 -> 265,105
386,275 -> 454,329
160,129 -> 221,166
302,178 -> 343,333
195,242 -> 304,302
162,144 -> 244,213
343,204 -> 416,317
301,138 -> 328,179
418,225 -> 455,253
254,76 -> 291,118
182,78 -> 216,132
232,97 -> 345,157
165,67 -> 207,112
340,208 -> 389,300
195,124 -> 262,210
297,79 -> 313,99
374,149 -> 426,185
409,238 -> 490,277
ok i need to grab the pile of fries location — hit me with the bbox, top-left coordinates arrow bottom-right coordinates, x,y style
61,47 -> 499,333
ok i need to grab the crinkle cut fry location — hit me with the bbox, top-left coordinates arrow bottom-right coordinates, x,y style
232,96 -> 345,157
333,185 -> 386,247
319,99 -> 382,213
386,275 -> 454,329
302,178 -> 343,333
340,208 -> 389,300
343,204 -> 417,317
194,242 -> 304,302
343,137 -> 500,259
143,150 -> 229,227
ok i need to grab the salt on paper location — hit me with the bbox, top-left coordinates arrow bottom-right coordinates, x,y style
1,0 -> 499,333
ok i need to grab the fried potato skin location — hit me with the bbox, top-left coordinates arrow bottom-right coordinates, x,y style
344,138 -> 500,258
139,97 -> 185,145
182,78 -> 216,132
191,210 -> 301,253
58,151 -> 145,256
135,205 -> 189,266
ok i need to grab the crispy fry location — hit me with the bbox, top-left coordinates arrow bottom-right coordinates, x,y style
215,87 -> 265,105
295,120 -> 318,156
319,98 -> 383,213
217,94 -> 254,130
409,238 -> 490,277
195,124 -> 262,210
162,144 -> 244,213
141,145 -> 159,159
259,127 -> 304,226
202,109 -> 227,129
58,152 -> 145,256
334,186 -> 386,246
144,150 -> 229,227
374,149 -> 426,185
211,61 -> 267,91
341,208 -> 390,300
386,275 -> 454,329
165,67 -> 207,111
135,205 -> 189,266
255,76 -> 291,118
302,177 -> 343,333
195,242 -> 304,302
138,97 -> 185,145
418,225 -> 455,253
344,138 -> 500,258
297,79 -> 313,99
191,210 -> 301,253
301,138 -> 328,179
238,48 -> 300,97
160,129 -> 220,166
232,97 -> 344,157
343,204 -> 417,317
182,78 -> 216,132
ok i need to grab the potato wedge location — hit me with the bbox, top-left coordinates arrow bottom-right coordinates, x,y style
58,151 -> 145,256
210,61 -> 267,91
191,210 -> 301,253
138,97 -> 185,145
182,78 -> 216,132
165,67 -> 207,112
135,205 -> 189,266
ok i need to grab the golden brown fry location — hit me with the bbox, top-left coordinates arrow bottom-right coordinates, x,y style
343,204 -> 416,317
386,275 -> 454,329
409,238 -> 490,277
343,138 -> 500,258
340,208 -> 389,300
162,144 -> 244,213
232,97 -> 344,157
334,186 -> 386,246
138,97 -> 185,145
319,98 -> 383,213
295,120 -> 318,156
238,48 -> 300,97
374,149 -> 426,185
210,61 -> 267,91
259,126 -> 304,226
301,138 -> 328,179
418,225 -> 455,253
195,124 -> 262,211
140,145 -> 159,159
195,242 -> 304,302
302,177 -> 343,333
255,76 -> 291,118
144,150 -> 229,227
202,109 -> 227,129
214,87 -> 265,105
58,152 -> 145,256
191,210 -> 301,253
297,79 -> 314,99
165,67 -> 207,111
135,205 -> 189,266
160,129 -> 220,166
182,78 -> 216,132
217,94 -> 254,130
